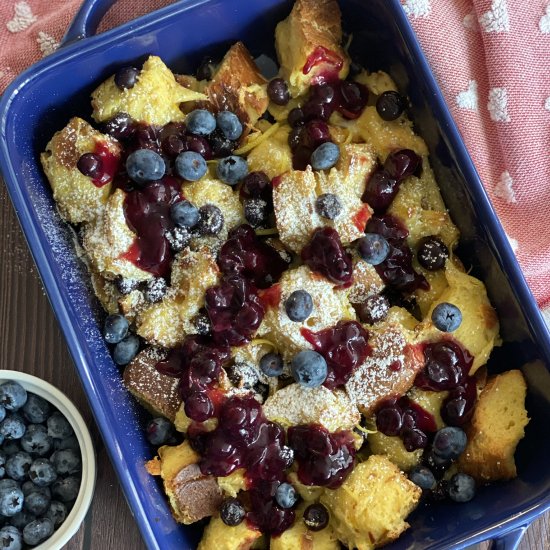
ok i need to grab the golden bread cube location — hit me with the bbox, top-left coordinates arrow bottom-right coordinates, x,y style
41,117 -> 120,223
263,383 -> 360,432
258,265 -> 356,360
247,124 -> 293,180
287,472 -> 325,503
347,251 -> 385,305
123,348 -> 181,421
458,370 -> 529,481
198,516 -> 262,550
275,0 -> 350,97
414,268 -> 450,319
216,469 -> 247,498
273,144 -> 376,253
406,387 -> 447,430
321,455 -> 421,550
368,432 -> 423,472
354,70 -> 398,96
91,56 -> 205,125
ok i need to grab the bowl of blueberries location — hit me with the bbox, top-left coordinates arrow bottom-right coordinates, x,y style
0,371 -> 96,549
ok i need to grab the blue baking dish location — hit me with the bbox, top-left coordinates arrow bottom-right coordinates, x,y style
1,0 -> 549,548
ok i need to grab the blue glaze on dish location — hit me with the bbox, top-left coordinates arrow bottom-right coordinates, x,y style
0,1 -> 549,549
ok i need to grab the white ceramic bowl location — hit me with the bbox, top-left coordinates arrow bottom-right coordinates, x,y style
0,371 -> 96,549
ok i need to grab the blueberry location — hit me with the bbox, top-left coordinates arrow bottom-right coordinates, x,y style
114,66 -> 139,90
52,435 -> 79,452
432,427 -> 467,460
447,473 -> 476,503
432,303 -> 462,332
0,415 -> 26,441
219,498 -> 245,526
101,112 -> 134,141
51,476 -> 80,502
303,503 -> 329,531
216,111 -> 243,141
116,277 -> 140,296
376,90 -> 406,121
417,236 -> 449,271
0,485 -> 23,517
216,155 -> 249,186
0,526 -> 22,550
259,353 -> 284,377
23,518 -> 54,547
0,406 -> 5,424
0,479 -> 18,491
103,314 -> 129,345
275,482 -> 297,509
358,233 -> 390,265
51,449 -> 81,476
186,109 -> 216,136
113,334 -> 140,366
166,226 -> 192,252
1,441 -> 20,456
145,418 -> 174,446
77,153 -> 102,179
21,425 -> 52,457
21,482 -> 49,499
267,78 -> 290,106
46,412 -> 73,440
44,500 -> 67,528
21,395 -> 50,425
243,198 -> 269,228
0,383 -> 27,412
409,465 -> 436,490
7,510 -> 35,531
144,278 -> 167,303
5,453 -> 32,481
24,491 -> 50,516
126,149 -> 165,185
285,290 -> 313,322
315,193 -> 342,220
291,350 -> 328,388
210,130 -> 236,158
310,142 -> 340,170
170,200 -> 200,228
175,151 -> 208,181
195,204 -> 224,236
0,451 -> 5,478
28,459 -> 57,487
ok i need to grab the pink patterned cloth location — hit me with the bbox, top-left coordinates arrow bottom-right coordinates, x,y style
1,1 -> 549,313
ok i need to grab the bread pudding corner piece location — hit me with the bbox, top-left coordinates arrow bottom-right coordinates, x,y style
91,55 -> 206,126
259,265 -> 356,360
458,369 -> 529,482
273,143 -> 376,254
123,348 -> 182,421
321,454 -> 421,550
247,124 -> 293,180
41,117 -> 120,224
263,383 -> 360,432
198,515 -> 263,550
275,0 -> 350,97
82,188 -> 153,281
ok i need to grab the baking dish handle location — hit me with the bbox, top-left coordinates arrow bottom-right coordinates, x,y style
489,524 -> 529,550
61,0 -> 117,46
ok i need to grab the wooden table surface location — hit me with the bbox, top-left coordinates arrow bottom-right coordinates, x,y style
0,180 -> 548,549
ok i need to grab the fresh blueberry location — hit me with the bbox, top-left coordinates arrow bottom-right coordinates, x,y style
0,479 -> 18,491
267,78 -> 290,106
0,415 -> 26,441
358,233 -> 390,265
259,353 -> 284,377
0,526 -> 22,550
243,198 -> 269,228
145,418 -> 174,446
103,314 -> 129,345
52,476 -> 80,502
21,424 -> 52,457
219,498 -> 245,526
47,412 -> 73,440
291,350 -> 328,388
28,459 -> 57,487
144,278 -> 167,303
116,277 -> 140,296
315,193 -> 342,220
126,149 -> 165,185
376,90 -> 406,121
170,200 -> 200,228
22,518 -> 54,547
52,435 -> 79,452
303,503 -> 329,531
51,449 -> 81,476
210,130 -> 236,158
1,441 -> 20,456
113,334 -> 140,366
22,395 -> 50,425
195,204 -> 224,236
216,111 -> 243,141
44,500 -> 67,529
216,155 -> 249,186
409,465 -> 436,490
21,482 -> 49,499
0,405 -> 5,424
0,383 -> 27,412
0,450 -> 5,478
310,142 -> 340,170
285,290 -> 313,322
175,151 -> 208,181
5,453 -> 32,481
447,473 -> 476,503
0,485 -> 23,517
7,510 -> 35,531
114,66 -> 139,90
185,109 -> 216,136
275,482 -> 297,509
24,491 -> 50,516
432,303 -> 462,332
432,427 -> 467,460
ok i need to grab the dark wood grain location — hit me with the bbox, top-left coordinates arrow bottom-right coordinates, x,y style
0,179 -> 547,549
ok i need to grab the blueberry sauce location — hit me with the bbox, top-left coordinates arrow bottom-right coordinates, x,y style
302,46 -> 344,84
88,141 -> 120,187
301,321 -> 370,389
288,424 -> 356,488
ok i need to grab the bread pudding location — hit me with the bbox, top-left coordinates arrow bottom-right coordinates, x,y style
40,0 -> 529,547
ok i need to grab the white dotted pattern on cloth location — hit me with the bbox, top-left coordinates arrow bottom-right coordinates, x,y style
479,0 -> 510,33
539,4 -> 550,34
456,80 -> 479,111
401,0 -> 431,19
36,31 -> 59,57
494,171 -> 516,203
488,87 -> 511,122
6,1 -> 37,33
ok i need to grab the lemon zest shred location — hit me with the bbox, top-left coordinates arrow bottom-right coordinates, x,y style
234,122 -> 281,155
